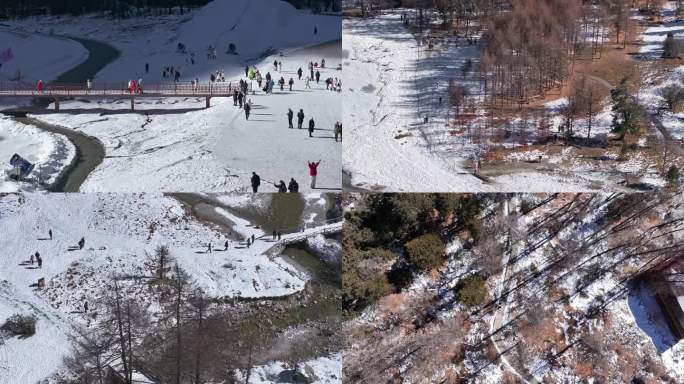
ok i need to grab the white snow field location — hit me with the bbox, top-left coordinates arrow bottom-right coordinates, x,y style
343,12 -> 490,192
248,353 -> 342,384
0,28 -> 87,87
0,116 -> 75,192
0,192 -> 340,383
0,0 -> 342,192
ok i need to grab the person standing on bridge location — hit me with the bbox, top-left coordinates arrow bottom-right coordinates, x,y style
137,78 -> 143,94
308,160 -> 321,189
297,109 -> 305,129
37,80 -> 44,93
308,117 -> 315,137
287,108 -> 294,128
86,79 -> 92,94
244,101 -> 251,120
251,172 -> 261,193
288,77 -> 294,91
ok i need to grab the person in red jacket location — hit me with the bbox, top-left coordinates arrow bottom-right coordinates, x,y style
308,160 -> 321,189
37,80 -> 44,93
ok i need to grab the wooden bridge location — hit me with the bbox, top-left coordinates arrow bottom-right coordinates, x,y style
0,81 -> 237,111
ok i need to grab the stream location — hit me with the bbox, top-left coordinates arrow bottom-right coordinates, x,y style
172,193 -> 343,368
1,35 -> 120,192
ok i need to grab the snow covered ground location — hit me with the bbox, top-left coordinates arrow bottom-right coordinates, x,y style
0,192 -> 340,383
0,0 -> 342,192
343,12 -> 490,192
248,353 -> 341,384
0,116 -> 75,192
0,28 -> 87,89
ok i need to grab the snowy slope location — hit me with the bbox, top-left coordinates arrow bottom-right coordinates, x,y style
0,28 -> 87,87
343,13 -> 490,192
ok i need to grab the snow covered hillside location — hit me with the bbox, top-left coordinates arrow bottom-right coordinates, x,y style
0,28 -> 87,87
0,192 -> 341,383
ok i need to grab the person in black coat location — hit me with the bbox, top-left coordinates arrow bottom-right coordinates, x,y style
287,108 -> 294,128
288,178 -> 299,192
297,109 -> 305,129
308,118 -> 315,137
251,172 -> 261,193
244,102 -> 251,119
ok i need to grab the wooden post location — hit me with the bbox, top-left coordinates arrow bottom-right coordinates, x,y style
206,97 -> 211,109
131,96 -> 135,111
54,97 -> 60,112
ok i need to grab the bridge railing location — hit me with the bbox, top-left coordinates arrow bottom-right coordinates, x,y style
0,81 -> 240,96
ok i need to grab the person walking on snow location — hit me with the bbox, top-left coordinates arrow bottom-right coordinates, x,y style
288,77 -> 294,91
238,92 -> 244,108
224,240 -> 229,250
297,67 -> 303,80
244,102 -> 251,120
207,243 -> 212,254
251,172 -> 261,193
274,60 -> 278,71
297,109 -> 305,129
277,231 -> 282,241
48,229 -> 52,240
321,58 -> 326,68
30,254 -> 34,265
37,255 -> 42,269
251,234 -> 255,243
305,76 -> 311,89
78,237 -> 85,250
246,238 -> 251,248
335,122 -> 342,142
308,118 -> 315,137
233,89 -> 239,106
272,230 -> 277,240
287,108 -> 294,128
315,70 -> 320,84
308,160 -> 321,189
279,77 -> 285,91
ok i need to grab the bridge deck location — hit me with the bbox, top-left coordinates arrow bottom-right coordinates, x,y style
0,82 -> 238,110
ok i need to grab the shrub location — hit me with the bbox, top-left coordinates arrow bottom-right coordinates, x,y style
1,314 -> 37,337
404,233 -> 445,272
663,33 -> 681,59
455,275 -> 488,307
667,165 -> 680,185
